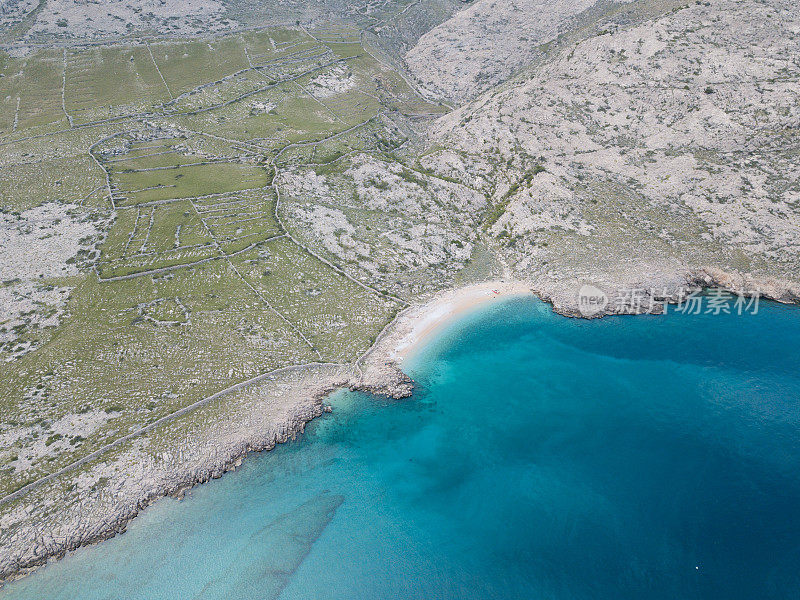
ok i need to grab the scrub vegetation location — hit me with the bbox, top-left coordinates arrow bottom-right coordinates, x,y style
1,0 -> 799,584
0,26 -> 448,500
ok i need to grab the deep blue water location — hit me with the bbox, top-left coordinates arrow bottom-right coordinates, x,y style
3,297 -> 800,599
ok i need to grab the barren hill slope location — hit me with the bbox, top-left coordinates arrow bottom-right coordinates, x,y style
405,0 -> 649,102
418,0 -> 800,305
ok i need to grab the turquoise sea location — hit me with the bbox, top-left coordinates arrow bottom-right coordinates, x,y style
3,297 -> 800,599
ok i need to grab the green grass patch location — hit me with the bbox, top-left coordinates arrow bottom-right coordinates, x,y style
113,162 -> 269,206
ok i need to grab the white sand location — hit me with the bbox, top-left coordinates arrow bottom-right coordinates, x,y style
389,281 -> 534,362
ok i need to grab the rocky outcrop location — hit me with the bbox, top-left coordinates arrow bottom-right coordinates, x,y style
351,361 -> 415,399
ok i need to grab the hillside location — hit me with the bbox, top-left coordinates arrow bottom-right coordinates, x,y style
1,0 -> 799,584
413,0 -> 800,306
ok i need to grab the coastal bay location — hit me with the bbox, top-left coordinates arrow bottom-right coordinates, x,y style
3,296 -> 799,599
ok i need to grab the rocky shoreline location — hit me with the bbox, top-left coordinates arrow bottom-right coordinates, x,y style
0,359 -> 412,586
533,267 -> 800,319
1,270 -> 798,587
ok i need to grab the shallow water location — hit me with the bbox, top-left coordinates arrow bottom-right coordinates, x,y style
3,298 -> 800,599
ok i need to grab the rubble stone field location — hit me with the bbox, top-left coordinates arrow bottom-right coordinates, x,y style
0,0 -> 798,585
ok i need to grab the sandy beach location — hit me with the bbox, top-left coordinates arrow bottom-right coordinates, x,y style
389,281 -> 535,362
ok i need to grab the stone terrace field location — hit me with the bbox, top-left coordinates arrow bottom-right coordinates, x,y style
0,26 -> 448,499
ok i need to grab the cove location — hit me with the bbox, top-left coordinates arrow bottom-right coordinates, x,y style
2,297 -> 800,599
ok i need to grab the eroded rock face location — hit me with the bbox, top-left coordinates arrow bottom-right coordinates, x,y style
352,361 -> 415,399
423,0 -> 800,290
405,0 -> 637,102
